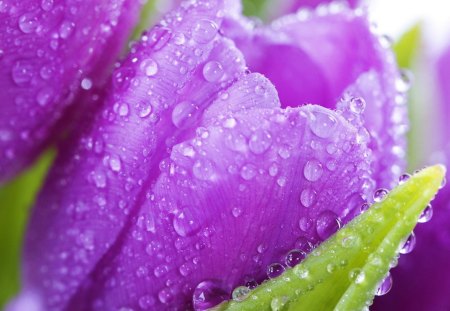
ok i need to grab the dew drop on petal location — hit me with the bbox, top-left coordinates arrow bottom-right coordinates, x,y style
285,249 -> 305,267
81,78 -> 93,90
303,160 -> 323,182
267,263 -> 285,279
373,188 -> 389,202
172,101 -> 196,128
192,19 -> 217,44
140,58 -> 158,77
398,173 -> 411,184
300,188 -> 316,208
399,232 -> 416,254
349,97 -> 366,114
193,159 -> 215,181
248,130 -> 272,154
309,111 -> 337,138
376,273 -> 393,296
192,280 -> 228,310
418,204 -> 433,223
316,211 -> 341,240
172,208 -> 201,237
202,61 -> 224,82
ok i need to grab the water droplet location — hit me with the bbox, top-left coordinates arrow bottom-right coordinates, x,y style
396,69 -> 412,92
193,159 -> 215,181
154,264 -> 169,278
203,61 -> 224,82
41,0 -> 54,11
249,130 -> 272,154
271,296 -> 288,311
293,266 -> 309,279
113,67 -> 134,91
59,20 -> 75,39
326,263 -> 336,273
172,101 -> 196,128
140,59 -> 158,77
18,13 -> 39,33
376,273 -> 393,296
360,202 -> 371,213
349,97 -> 366,114
173,32 -> 186,45
267,263 -> 285,279
118,103 -> 129,116
379,34 -> 394,48
193,280 -> 228,310
309,110 -> 338,138
373,188 -> 389,202
398,173 -> 411,184
295,237 -> 313,253
277,176 -> 287,187
269,163 -> 279,176
300,188 -> 316,207
418,204 -> 433,223
399,232 -> 416,254
349,268 -> 365,284
240,164 -> 257,181
232,286 -> 250,302
192,19 -> 217,44
223,118 -> 237,128
303,160 -> 323,182
138,295 -> 155,309
12,61 -> 34,86
36,87 -> 52,106
109,155 -> 121,172
81,78 -> 93,90
254,84 -> 266,95
316,211 -> 341,240
285,249 -> 305,267
139,104 -> 152,118
147,26 -> 172,50
173,208 -> 201,237
158,288 -> 173,304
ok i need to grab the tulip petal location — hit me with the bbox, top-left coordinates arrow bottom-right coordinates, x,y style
0,0 -> 142,183
61,74 -> 375,310
372,45 -> 450,311
222,5 -> 408,189
11,2 -> 248,310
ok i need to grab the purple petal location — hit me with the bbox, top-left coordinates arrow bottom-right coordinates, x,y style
222,5 -> 407,188
373,45 -> 450,311
11,2 -> 246,310
0,0 -> 142,183
56,74 -> 374,310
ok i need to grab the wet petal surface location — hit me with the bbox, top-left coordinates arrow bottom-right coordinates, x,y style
0,0 -> 142,182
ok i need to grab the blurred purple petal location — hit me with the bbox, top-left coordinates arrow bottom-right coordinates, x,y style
373,45 -> 450,311
223,5 -> 407,188
0,0 -> 142,183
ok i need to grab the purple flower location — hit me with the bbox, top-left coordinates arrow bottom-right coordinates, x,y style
0,0 -> 142,183
6,1 -> 409,310
373,44 -> 450,311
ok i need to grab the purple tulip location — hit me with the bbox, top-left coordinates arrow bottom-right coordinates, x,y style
0,0 -> 143,183
7,1 -> 409,310
373,45 -> 450,311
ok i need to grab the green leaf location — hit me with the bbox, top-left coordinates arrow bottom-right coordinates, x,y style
393,23 -> 421,69
217,165 -> 445,311
242,0 -> 269,17
0,150 -> 55,309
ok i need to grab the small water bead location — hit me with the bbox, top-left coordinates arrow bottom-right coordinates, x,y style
293,266 -> 309,279
269,163 -> 279,177
276,176 -> 287,187
193,159 -> 215,181
232,286 -> 251,302
81,78 -> 93,90
395,69 -> 413,92
193,280 -> 228,310
245,280 -> 258,289
418,204 -> 433,223
399,232 -> 416,254
36,88 -> 52,106
192,19 -> 218,44
140,58 -> 159,77
109,155 -> 121,172
254,84 -> 266,95
379,34 -> 394,48
139,105 -> 152,118
240,164 -> 257,181
18,13 -> 39,33
326,263 -> 337,273
41,0 -> 54,11
349,269 -> 365,284
267,263 -> 285,279
295,237 -> 313,253
158,288 -> 173,304
349,97 -> 366,114
118,103 -> 129,116
373,188 -> 389,202
398,173 -> 411,184
249,130 -> 272,154
172,101 -> 196,128
271,296 -> 288,311
376,273 -> 393,296
300,188 -> 316,208
309,110 -> 338,138
360,202 -> 371,213
203,61 -> 224,82
59,20 -> 75,39
440,175 -> 447,189
172,208 -> 201,237
173,32 -> 186,45
138,295 -> 155,309
303,160 -> 323,182
12,61 -> 34,86
316,211 -> 341,240
285,249 -> 305,267
147,26 -> 172,50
